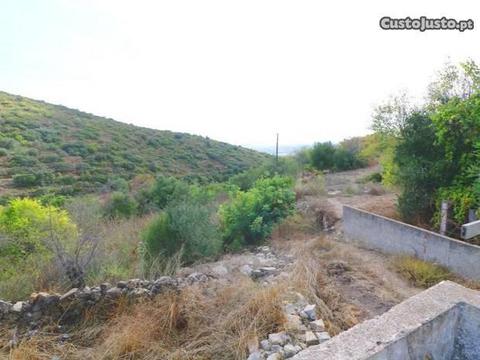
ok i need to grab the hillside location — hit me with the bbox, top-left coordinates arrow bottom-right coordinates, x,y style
0,91 -> 270,200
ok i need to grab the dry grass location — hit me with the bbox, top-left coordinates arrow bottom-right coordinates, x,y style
87,279 -> 285,360
289,237 -> 360,335
295,174 -> 325,199
393,256 -> 454,288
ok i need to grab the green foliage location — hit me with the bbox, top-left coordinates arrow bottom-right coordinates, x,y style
0,91 -> 270,196
229,158 -> 301,191
141,200 -> 221,273
394,112 -> 449,223
219,176 -> 295,248
394,256 -> 453,288
0,199 -> 76,299
103,192 -> 137,219
310,142 -> 366,172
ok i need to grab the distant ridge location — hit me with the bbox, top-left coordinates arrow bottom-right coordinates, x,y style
0,91 -> 270,199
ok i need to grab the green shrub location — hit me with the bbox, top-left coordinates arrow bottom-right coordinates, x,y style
0,148 -> 7,157
12,173 -> 40,187
394,256 -> 453,288
219,176 -> 295,248
141,200 -> 221,274
103,192 -> 137,219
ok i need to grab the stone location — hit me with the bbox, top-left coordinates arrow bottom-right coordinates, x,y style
12,301 -> 24,312
187,272 -> 208,284
0,300 -> 12,315
309,319 -> 325,332
106,287 -> 122,298
212,264 -> 228,276
260,339 -> 271,351
240,264 -> 254,276
247,351 -> 263,360
286,314 -> 303,332
283,344 -> 300,358
116,281 -> 127,289
305,331 -> 319,346
259,267 -> 277,275
284,303 -> 297,315
271,344 -> 283,353
303,304 -> 316,321
60,288 -> 78,302
266,353 -> 283,360
268,331 -> 288,346
100,282 -> 111,293
315,331 -> 330,343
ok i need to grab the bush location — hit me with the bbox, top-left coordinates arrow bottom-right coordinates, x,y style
141,200 -> 221,274
393,256 -> 453,288
310,142 -> 365,171
219,176 -> 295,249
103,192 -> 137,219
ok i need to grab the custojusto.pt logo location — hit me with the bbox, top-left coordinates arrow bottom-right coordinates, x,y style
380,16 -> 474,32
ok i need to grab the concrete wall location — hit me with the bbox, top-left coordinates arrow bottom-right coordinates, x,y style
343,206 -> 480,280
293,281 -> 480,360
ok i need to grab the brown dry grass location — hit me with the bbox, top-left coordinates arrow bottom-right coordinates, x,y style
95,279 -> 286,360
289,237 -> 360,335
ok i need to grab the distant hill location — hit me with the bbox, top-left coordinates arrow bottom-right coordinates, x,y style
0,91 -> 270,200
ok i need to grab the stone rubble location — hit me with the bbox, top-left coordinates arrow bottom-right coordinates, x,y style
249,294 -> 331,359
0,272 -> 212,328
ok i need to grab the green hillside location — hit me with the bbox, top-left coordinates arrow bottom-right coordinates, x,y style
0,91 -> 270,200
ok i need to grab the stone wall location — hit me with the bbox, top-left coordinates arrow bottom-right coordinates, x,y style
0,272 -> 209,328
343,205 -> 480,280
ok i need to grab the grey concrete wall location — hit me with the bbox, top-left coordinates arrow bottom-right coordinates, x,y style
293,281 -> 480,360
343,206 -> 480,280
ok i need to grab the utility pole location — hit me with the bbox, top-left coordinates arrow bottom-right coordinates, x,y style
275,133 -> 279,166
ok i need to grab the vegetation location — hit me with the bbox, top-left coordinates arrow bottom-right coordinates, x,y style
372,60 -> 480,232
141,200 -> 222,276
0,91 -> 270,200
219,176 -> 296,249
393,256 -> 453,288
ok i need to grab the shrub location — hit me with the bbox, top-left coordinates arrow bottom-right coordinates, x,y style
393,256 -> 453,288
141,200 -> 221,274
103,192 -> 137,219
0,148 -> 7,157
13,173 -> 40,187
295,174 -> 325,198
219,176 -> 295,249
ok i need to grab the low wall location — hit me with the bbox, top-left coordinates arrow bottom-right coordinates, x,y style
343,205 -> 480,280
294,281 -> 480,360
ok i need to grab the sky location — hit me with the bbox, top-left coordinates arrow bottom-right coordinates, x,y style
0,0 -> 479,148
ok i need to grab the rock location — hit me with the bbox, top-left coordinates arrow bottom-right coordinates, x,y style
259,267 -> 277,275
284,303 -> 297,315
309,319 -> 325,332
106,287 -> 122,298
212,265 -> 228,276
116,281 -> 127,289
315,331 -> 331,343
12,301 -> 24,312
285,314 -> 303,332
303,304 -> 316,321
100,283 -> 111,293
247,351 -> 263,360
60,288 -> 78,302
186,272 -> 208,284
283,344 -> 300,358
305,331 -> 319,346
271,344 -> 283,353
0,300 -> 12,315
260,339 -> 271,351
240,264 -> 254,276
152,276 -> 177,294
127,279 -> 141,289
266,353 -> 283,360
268,331 -> 288,346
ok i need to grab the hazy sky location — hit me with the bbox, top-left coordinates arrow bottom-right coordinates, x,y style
1,0 -> 479,147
